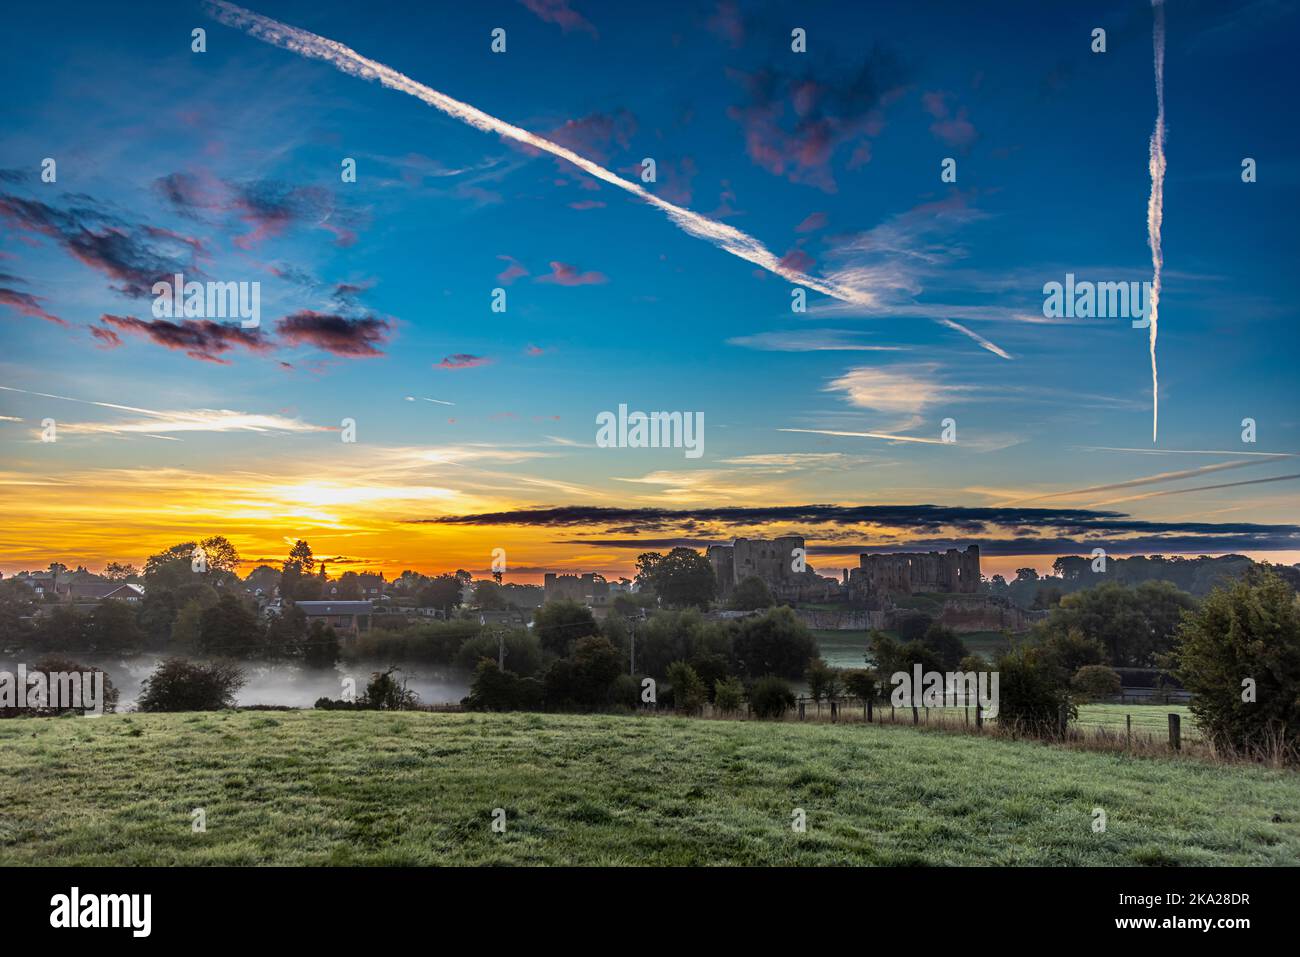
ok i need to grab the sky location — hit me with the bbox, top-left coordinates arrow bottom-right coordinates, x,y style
0,0 -> 1297,584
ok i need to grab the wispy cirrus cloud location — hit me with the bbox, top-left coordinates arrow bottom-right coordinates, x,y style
536,261 -> 607,286
0,286 -> 66,326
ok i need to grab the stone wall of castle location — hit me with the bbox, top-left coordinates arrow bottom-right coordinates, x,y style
850,546 -> 980,596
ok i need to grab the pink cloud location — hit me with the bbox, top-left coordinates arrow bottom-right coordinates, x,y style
519,0 -> 598,38
496,255 -> 529,285
795,211 -> 827,233
537,261 -> 607,286
922,91 -> 978,149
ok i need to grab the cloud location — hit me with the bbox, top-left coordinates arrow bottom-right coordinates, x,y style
90,325 -> 123,349
725,50 -> 908,192
0,191 -> 205,298
825,362 -> 967,416
921,91 -> 978,149
0,286 -> 66,326
100,313 -> 272,364
795,211 -> 827,233
436,354 -> 491,369
536,261 -> 607,286
496,255 -> 528,285
706,1 -> 745,48
519,0 -> 598,38
416,503 -> 1300,553
936,318 -> 1013,359
726,329 -> 905,352
275,311 -> 392,357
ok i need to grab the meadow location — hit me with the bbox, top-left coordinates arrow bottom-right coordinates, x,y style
0,709 -> 1293,866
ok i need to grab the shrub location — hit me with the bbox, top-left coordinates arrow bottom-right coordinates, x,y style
920,623 -> 968,671
728,575 -> 774,611
1173,568 -> 1300,758
749,675 -> 795,720
840,669 -> 876,701
465,659 -> 544,711
543,636 -> 622,711
137,658 -> 245,712
666,661 -> 706,714
533,600 -> 599,656
362,667 -> 420,710
713,676 -> 745,713
993,647 -> 1074,737
1071,664 -> 1122,701
302,620 -> 340,669
804,658 -> 841,701
0,656 -> 120,717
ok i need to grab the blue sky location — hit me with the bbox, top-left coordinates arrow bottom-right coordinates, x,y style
1,0 -> 1297,579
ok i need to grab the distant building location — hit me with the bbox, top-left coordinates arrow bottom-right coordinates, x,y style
707,536 -> 837,602
543,572 -> 610,604
850,546 -> 981,596
295,600 -> 372,636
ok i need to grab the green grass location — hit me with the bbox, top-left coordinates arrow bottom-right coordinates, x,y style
1076,703 -> 1200,742
0,710 -> 1294,865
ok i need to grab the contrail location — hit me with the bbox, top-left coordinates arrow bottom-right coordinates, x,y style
777,428 -> 947,445
205,1 -> 877,307
936,319 -> 1013,360
1146,0 -> 1167,442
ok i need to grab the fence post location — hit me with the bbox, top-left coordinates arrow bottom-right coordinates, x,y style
1126,714 -> 1131,750
867,698 -> 873,723
975,703 -> 983,730
1168,713 -> 1181,752
831,700 -> 838,723
911,704 -> 919,725
798,700 -> 806,721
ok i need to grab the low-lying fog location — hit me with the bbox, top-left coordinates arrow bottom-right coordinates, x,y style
1,657 -> 470,710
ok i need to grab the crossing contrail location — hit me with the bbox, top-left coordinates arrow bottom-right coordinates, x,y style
1147,0 -> 1167,442
205,1 -> 879,308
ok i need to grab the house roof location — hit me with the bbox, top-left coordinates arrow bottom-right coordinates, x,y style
68,581 -> 144,600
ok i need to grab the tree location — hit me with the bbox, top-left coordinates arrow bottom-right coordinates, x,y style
728,575 -> 774,611
363,667 -> 419,710
474,579 -> 509,611
841,669 -> 876,702
302,620 -> 340,668
198,594 -> 260,656
1173,568 -> 1300,757
102,562 -> 139,582
894,611 -> 932,643
85,599 -> 140,652
731,607 -> 818,679
544,636 -> 622,710
805,658 -> 841,701
1038,581 -> 1195,667
714,676 -> 745,713
666,660 -> 706,713
533,600 -> 598,656
920,623 -> 968,671
287,540 -> 315,574
417,574 -> 463,613
198,535 -> 241,574
635,548 -> 717,610
1071,664 -> 1122,701
137,659 -> 245,712
170,599 -> 205,652
465,659 -> 543,711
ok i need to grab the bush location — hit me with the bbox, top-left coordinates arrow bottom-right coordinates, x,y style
749,675 -> 795,720
302,620 -> 340,668
1173,568 -> 1300,758
464,659 -> 544,711
543,636 -> 622,711
666,661 -> 706,714
137,658 -> 245,712
362,667 -> 420,710
713,676 -> 745,713
804,658 -> 841,701
0,656 -> 120,717
841,669 -> 876,701
1071,664 -> 1122,701
993,647 -> 1074,736
728,575 -> 774,611
348,619 -> 478,663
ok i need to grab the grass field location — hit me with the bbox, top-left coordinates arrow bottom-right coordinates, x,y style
812,629 -> 1011,669
0,709 -> 1294,865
